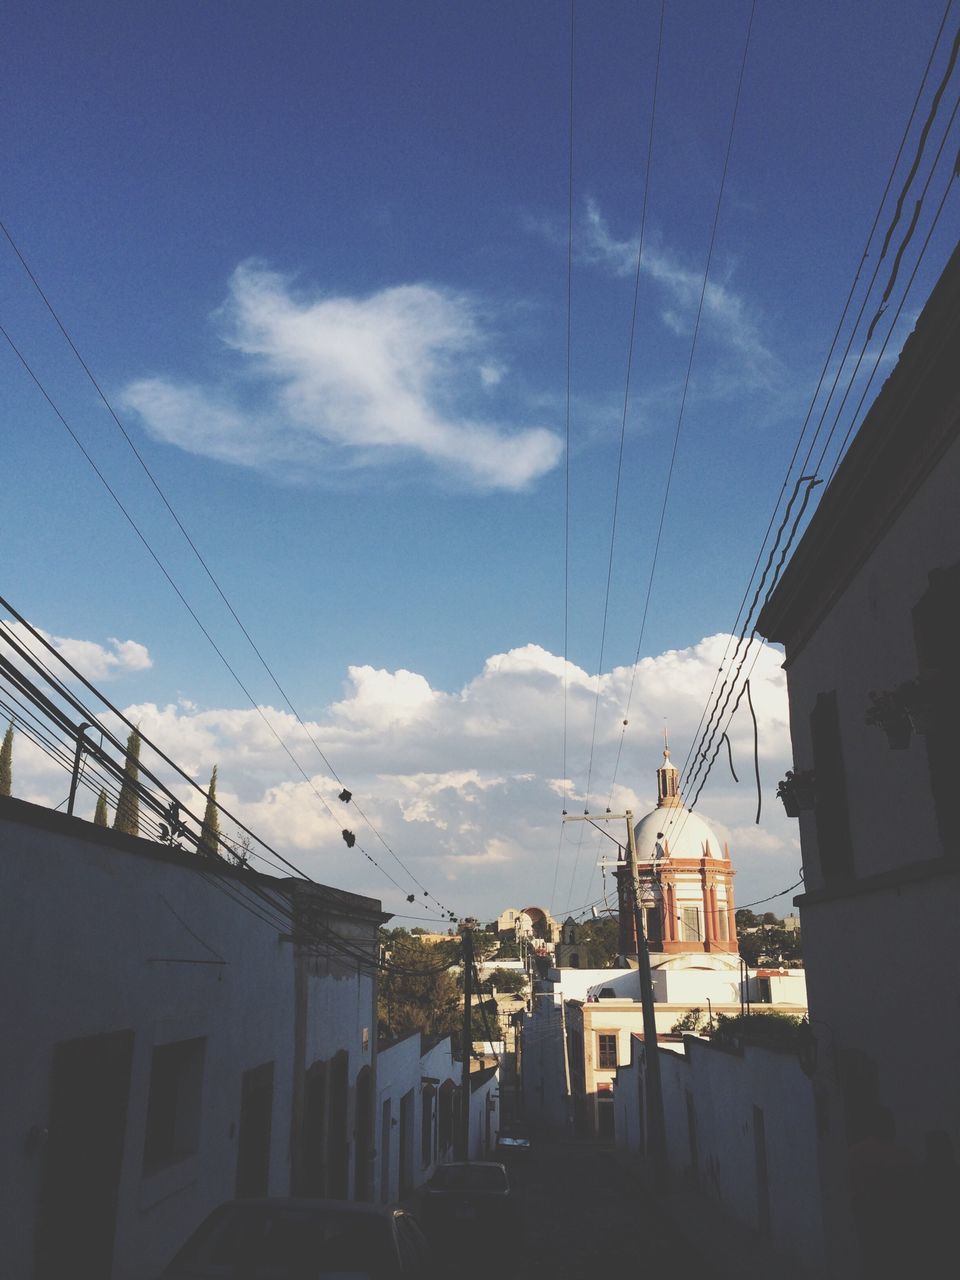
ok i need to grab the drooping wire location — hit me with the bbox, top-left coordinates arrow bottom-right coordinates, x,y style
0,229 -> 455,920
678,111 -> 959,821
575,0 -> 665,912
670,0 -> 957,817
612,0 -> 758,777
0,331 -> 451,917
553,0 -> 577,915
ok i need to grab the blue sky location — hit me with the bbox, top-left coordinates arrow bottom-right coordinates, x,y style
3,1 -> 957,923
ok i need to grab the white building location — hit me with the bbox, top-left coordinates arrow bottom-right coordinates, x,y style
614,1034 -> 827,1277
1,793 -> 384,1280
757,243 -> 960,1274
521,754 -> 806,1136
375,1033 -> 459,1204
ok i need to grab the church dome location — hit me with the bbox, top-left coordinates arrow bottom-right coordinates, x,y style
633,805 -> 725,861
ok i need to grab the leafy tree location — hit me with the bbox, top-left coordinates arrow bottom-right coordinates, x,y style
760,911 -> 779,926
0,720 -> 12,797
471,997 -> 501,1046
739,924 -> 802,968
735,908 -> 759,930
113,728 -> 142,836
200,764 -> 221,856
670,1007 -> 708,1035
577,917 -> 620,967
473,931 -> 498,961
411,927 -> 427,935
485,967 -> 527,996
713,1010 -> 802,1049
93,789 -> 109,826
377,930 -> 461,1043
497,939 -> 520,960
228,830 -> 253,868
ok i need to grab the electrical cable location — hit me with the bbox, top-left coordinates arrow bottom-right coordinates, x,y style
554,0 -> 577,916
615,0 -> 757,751
677,138 -> 958,825
0,233 -> 456,921
571,0 -> 665,917
0,611 -> 457,973
668,1 -> 957,822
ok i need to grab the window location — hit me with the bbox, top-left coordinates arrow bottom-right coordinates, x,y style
810,691 -> 854,881
717,902 -> 729,941
645,906 -> 663,947
597,1034 -> 617,1070
680,905 -> 701,942
420,1085 -> 435,1168
143,1037 -> 206,1171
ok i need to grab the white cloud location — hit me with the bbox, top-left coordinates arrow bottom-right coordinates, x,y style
0,621 -> 152,681
582,199 -> 775,372
120,263 -> 562,492
7,633 -> 796,922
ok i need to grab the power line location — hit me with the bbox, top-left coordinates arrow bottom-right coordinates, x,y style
0,601 -> 462,975
0,225 -> 458,921
0,329 -> 452,917
569,0 -> 756,915
573,0 -> 665,913
553,0 -> 577,916
673,17 -> 959,822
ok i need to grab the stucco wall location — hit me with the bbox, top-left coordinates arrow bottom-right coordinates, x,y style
1,807 -> 378,1280
618,1037 -> 827,1277
775,401 -> 960,1274
784,432 -> 960,888
375,1035 -> 461,1205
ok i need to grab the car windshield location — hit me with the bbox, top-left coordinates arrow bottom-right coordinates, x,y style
171,1204 -> 394,1278
429,1165 -> 508,1193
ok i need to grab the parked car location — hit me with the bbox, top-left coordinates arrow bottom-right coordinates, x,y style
495,1132 -> 531,1163
158,1198 -> 435,1279
418,1161 -> 520,1253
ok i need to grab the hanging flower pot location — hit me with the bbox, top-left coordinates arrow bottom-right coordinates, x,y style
776,770 -> 816,817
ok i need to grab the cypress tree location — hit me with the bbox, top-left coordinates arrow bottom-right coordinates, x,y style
113,728 -> 141,836
0,720 -> 12,797
94,788 -> 109,826
200,764 -> 220,857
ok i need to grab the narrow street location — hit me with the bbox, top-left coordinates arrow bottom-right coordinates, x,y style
509,1136 -> 711,1280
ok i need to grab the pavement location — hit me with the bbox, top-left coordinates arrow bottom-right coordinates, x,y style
510,1136 -> 711,1280
504,1132 -> 811,1280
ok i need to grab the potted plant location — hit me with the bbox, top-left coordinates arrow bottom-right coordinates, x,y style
865,688 -> 912,749
776,769 -> 816,817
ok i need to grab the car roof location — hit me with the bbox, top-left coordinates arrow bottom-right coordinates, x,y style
433,1162 -> 506,1171
211,1198 -> 404,1217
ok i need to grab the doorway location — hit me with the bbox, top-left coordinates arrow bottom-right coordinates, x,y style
34,1030 -> 134,1280
236,1062 -> 274,1198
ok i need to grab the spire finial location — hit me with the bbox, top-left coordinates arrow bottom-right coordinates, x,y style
657,723 -> 681,807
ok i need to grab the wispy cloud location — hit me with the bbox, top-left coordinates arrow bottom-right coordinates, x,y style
582,199 -> 775,370
524,199 -> 776,375
120,262 -> 563,492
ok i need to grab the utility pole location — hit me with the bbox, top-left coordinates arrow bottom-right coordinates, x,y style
625,811 -> 669,1189
457,920 -> 474,1160
563,810 -> 669,1188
